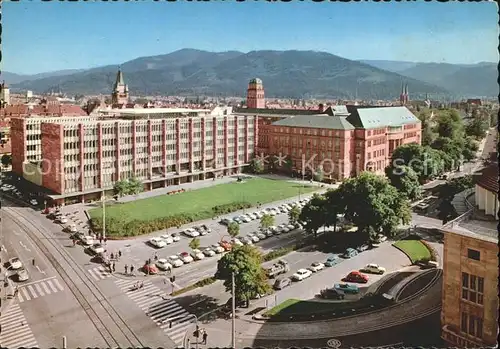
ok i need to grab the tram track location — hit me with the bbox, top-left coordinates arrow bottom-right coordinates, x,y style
2,197 -> 143,348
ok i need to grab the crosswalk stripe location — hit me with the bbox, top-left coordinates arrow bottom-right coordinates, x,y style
20,287 -> 31,301
149,302 -> 180,317
88,269 -> 98,280
41,281 -> 52,294
53,278 -> 64,291
136,297 -> 160,309
27,285 -> 38,298
47,279 -> 58,293
34,283 -> 45,296
0,304 -> 38,348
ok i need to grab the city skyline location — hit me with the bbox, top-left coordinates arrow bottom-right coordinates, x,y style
3,1 -> 498,75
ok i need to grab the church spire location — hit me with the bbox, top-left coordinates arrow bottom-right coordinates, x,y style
114,67 -> 125,89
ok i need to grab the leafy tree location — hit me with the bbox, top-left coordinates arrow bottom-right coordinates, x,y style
128,177 -> 144,195
465,116 -> 488,140
439,175 -> 474,200
260,214 -> 274,231
489,110 -> 498,127
389,143 -> 441,181
434,110 -> 462,139
189,237 -> 201,250
113,180 -> 130,197
313,166 -> 324,182
227,222 -> 240,238
215,245 -> 271,306
323,189 -> 346,234
461,137 -> 479,162
247,158 -> 264,174
385,165 -> 422,201
336,172 -> 411,241
299,194 -> 327,239
1,154 -> 12,168
437,199 -> 458,225
288,205 -> 301,225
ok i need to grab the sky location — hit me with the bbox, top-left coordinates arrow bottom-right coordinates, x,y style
2,1 -> 498,75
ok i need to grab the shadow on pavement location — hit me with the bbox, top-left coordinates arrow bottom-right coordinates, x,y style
174,294 -> 226,324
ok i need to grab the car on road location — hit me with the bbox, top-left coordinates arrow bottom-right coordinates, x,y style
308,262 -> 325,273
179,252 -> 194,264
232,216 -> 243,224
82,236 -> 95,246
320,287 -> 345,300
156,258 -> 173,271
219,241 -> 232,251
256,232 -> 267,240
169,255 -> 184,267
344,271 -> 369,283
171,233 -> 181,242
241,237 -> 253,245
273,277 -> 292,290
356,244 -> 369,252
56,217 -> 68,224
254,212 -> 263,219
265,229 -> 274,238
90,243 -> 105,254
92,253 -> 109,264
292,268 -> 312,281
247,234 -> 260,243
183,228 -> 200,238
343,248 -> 358,259
160,234 -> 174,244
211,244 -> 225,254
219,218 -> 233,226
287,224 -> 295,231
240,215 -> 251,223
334,283 -> 359,294
29,199 -> 38,206
149,237 -> 167,248
325,254 -> 342,267
190,249 -> 205,260
143,263 -> 158,274
362,263 -> 386,274
203,248 -> 216,257
16,268 -> 30,282
9,257 -> 23,270
232,238 -> 244,246
194,226 -> 208,236
70,232 -> 85,241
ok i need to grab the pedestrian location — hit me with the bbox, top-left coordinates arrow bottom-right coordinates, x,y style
202,330 -> 208,345
73,239 -> 76,246
130,265 -> 134,274
99,237 -> 102,244
125,264 -> 128,274
118,250 -> 122,258
32,259 -> 35,266
154,253 -> 158,261
186,338 -> 190,348
112,263 -> 116,273
104,237 -> 107,244
110,252 -> 114,260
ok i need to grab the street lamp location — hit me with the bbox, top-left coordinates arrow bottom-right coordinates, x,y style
183,314 -> 199,349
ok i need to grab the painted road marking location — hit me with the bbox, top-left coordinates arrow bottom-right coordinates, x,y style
19,241 -> 31,252
17,278 -> 65,303
35,266 -> 47,275
0,303 -> 38,348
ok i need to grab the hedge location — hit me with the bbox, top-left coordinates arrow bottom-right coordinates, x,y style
171,277 -> 216,296
420,240 -> 438,262
263,246 -> 295,262
90,201 -> 252,238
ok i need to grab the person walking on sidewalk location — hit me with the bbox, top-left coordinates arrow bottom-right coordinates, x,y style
124,264 -> 128,274
130,265 -> 134,274
112,263 -> 116,273
202,330 -> 208,345
118,250 -> 122,259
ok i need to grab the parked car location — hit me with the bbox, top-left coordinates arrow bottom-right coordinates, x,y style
334,283 -> 359,294
16,268 -> 30,282
256,232 -> 267,240
343,248 -> 358,259
273,277 -> 292,290
219,241 -> 232,251
203,248 -> 216,257
356,244 -> 369,252
89,243 -> 105,254
308,262 -> 325,273
29,199 -> 38,206
241,237 -> 253,245
66,224 -> 78,233
171,233 -> 181,242
362,263 -> 386,274
196,227 -> 208,236
265,229 -> 274,238
92,253 -> 109,264
183,228 -> 200,238
292,268 -> 312,281
232,238 -> 244,246
142,263 -> 158,274
325,254 -> 342,267
149,237 -> 167,248
191,249 -> 205,260
287,224 -> 295,231
219,218 -> 232,226
56,217 -> 68,224
240,215 -> 251,223
156,259 -> 173,271
179,252 -> 194,264
344,271 -> 369,283
169,255 -> 184,267
82,236 -> 95,246
9,257 -> 23,270
211,244 -> 225,254
247,234 -> 260,243
320,288 -> 345,300
160,234 -> 174,244
254,212 -> 264,219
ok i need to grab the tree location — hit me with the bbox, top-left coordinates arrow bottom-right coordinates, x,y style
439,175 -> 474,200
247,158 -> 264,174
1,154 -> 12,168
215,245 -> 271,306
465,116 -> 488,140
260,214 -> 274,231
323,189 -> 346,235
299,194 -> 327,239
113,180 -> 130,197
389,143 -> 441,181
288,206 -> 301,225
385,165 -> 422,201
227,222 -> 240,238
189,237 -> 201,251
336,172 -> 411,241
313,166 -> 324,182
434,110 -> 462,139
128,177 -> 143,195
461,137 -> 479,162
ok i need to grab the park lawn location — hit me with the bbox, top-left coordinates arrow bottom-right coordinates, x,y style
88,178 -> 316,224
393,240 -> 431,264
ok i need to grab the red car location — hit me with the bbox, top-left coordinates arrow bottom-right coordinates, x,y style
345,271 -> 368,283
142,263 -> 158,275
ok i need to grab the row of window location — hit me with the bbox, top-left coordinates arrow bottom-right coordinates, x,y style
277,128 -> 350,138
367,129 -> 386,136
404,132 -> 418,139
461,312 -> 483,339
367,149 -> 386,159
461,272 -> 484,305
368,137 -> 385,147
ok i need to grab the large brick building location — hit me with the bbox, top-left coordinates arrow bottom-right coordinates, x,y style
11,107 -> 256,204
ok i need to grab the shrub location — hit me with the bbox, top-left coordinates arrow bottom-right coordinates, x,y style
420,240 -> 438,262
263,246 -> 295,262
171,277 -> 216,296
212,202 -> 252,215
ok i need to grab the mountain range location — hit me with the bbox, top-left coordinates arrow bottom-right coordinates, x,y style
3,49 -> 497,99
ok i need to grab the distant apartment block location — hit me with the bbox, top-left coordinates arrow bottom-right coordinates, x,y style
11,107 -> 256,205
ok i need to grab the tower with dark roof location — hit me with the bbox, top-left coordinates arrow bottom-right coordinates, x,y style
111,68 -> 129,105
246,78 -> 265,109
399,81 -> 405,106
404,83 -> 409,104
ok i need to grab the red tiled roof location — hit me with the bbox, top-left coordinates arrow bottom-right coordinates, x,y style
475,163 -> 499,193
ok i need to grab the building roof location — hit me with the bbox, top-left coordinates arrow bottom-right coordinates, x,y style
233,107 -> 320,116
98,107 -> 210,115
271,114 -> 355,130
474,163 -> 499,193
346,105 -> 420,129
249,78 -> 262,84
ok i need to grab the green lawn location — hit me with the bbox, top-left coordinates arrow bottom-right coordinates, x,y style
89,178 -> 316,224
393,240 -> 431,264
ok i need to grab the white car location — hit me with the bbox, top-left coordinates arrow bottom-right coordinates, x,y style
266,229 -> 274,238
241,237 -> 253,245
57,217 -> 68,224
90,243 -> 105,254
292,269 -> 312,281
265,208 -> 277,216
308,262 -> 325,272
269,226 -> 278,232
210,244 -> 225,254
203,248 -> 216,257
30,199 -> 38,206
68,224 -> 78,233
149,237 -> 167,248
9,257 -> 23,270
247,234 -> 260,243
156,258 -> 173,271
17,269 -> 29,282
233,216 -> 243,224
183,228 -> 200,237
171,234 -> 181,242
169,255 -> 184,267
232,238 -> 244,246
254,212 -> 263,219
160,235 -> 174,244
376,234 -> 388,243
191,249 -> 205,260
363,263 -> 386,274
240,215 -> 251,223
257,232 -> 267,240
287,224 -> 295,231
179,252 -> 194,264
82,236 -> 94,246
